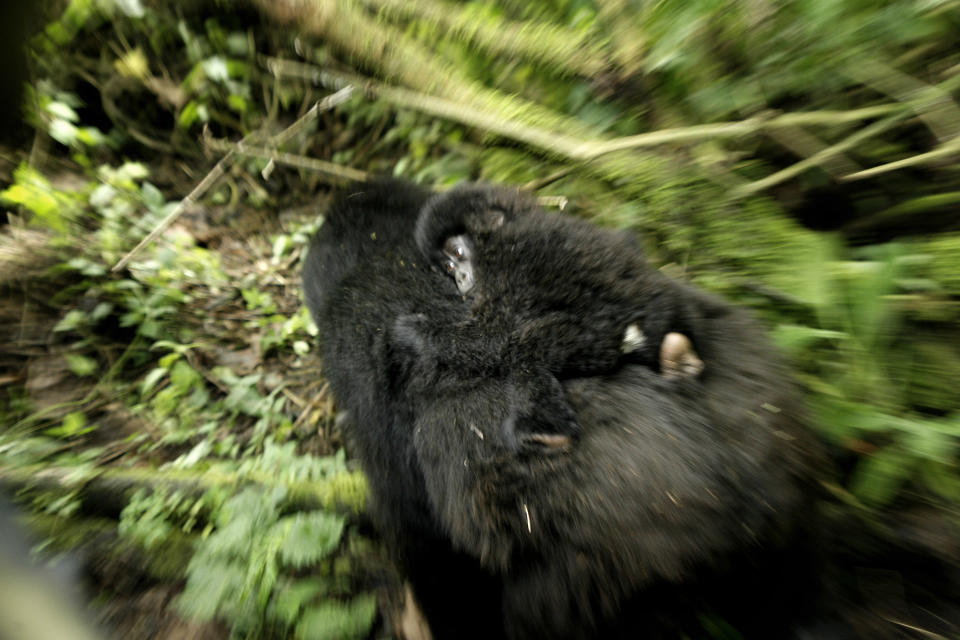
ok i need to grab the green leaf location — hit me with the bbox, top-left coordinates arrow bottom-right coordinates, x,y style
75,126 -> 107,147
45,412 -> 96,438
296,595 -> 377,640
49,119 -> 79,146
1,165 -> 76,231
169,360 -> 202,394
293,340 -> 310,357
156,353 -> 180,371
140,181 -> 165,210
276,511 -> 346,568
274,578 -> 327,626
54,310 -> 89,332
66,257 -> 106,277
227,94 -> 248,113
46,101 -> 79,122
273,235 -> 293,261
202,56 -> 230,83
849,447 -> 913,506
178,559 -> 246,621
90,302 -> 113,321
922,462 -> 960,502
66,354 -> 98,377
179,101 -> 200,129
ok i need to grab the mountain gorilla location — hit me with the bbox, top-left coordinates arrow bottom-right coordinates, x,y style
302,180 -> 820,639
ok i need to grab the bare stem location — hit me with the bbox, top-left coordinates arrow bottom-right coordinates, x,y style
111,86 -> 354,272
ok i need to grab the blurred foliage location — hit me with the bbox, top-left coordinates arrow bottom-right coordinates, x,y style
2,0 -> 960,636
772,242 -> 960,506
175,484 -> 373,639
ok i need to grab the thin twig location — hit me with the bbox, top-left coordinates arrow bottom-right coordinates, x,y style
111,147 -> 236,272
111,87 -> 353,272
262,86 -> 354,178
841,137 -> 960,181
536,195 -> 568,209
849,59 -> 960,143
203,138 -> 370,182
732,112 -> 911,198
885,618 -> 950,640
842,190 -> 960,234
765,125 -> 861,177
274,86 -> 355,146
523,168 -> 573,191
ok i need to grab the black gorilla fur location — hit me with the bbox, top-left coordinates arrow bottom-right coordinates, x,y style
402,184 -> 704,449
303,180 -> 820,639
411,184 -> 695,377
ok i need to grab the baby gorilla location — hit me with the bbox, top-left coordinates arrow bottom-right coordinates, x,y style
396,184 -> 703,449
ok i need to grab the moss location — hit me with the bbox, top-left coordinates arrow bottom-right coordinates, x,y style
24,513 -> 194,580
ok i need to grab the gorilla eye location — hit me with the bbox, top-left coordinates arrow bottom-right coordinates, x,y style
444,259 -> 456,274
453,245 -> 467,259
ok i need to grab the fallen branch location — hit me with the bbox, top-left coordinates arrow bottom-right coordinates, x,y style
842,190 -> 960,235
267,58 -> 911,162
0,463 -> 367,520
205,132 -> 571,205
764,125 -> 861,178
111,145 -> 237,272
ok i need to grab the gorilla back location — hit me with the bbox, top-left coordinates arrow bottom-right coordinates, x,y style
303,180 -> 820,639
303,181 -> 506,638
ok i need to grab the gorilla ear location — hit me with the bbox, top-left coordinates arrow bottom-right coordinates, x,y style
469,209 -> 506,233
415,186 -> 514,260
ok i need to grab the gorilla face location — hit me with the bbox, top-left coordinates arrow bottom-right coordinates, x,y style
440,234 -> 475,294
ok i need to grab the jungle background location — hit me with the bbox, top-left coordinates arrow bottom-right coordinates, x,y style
1,0 -> 959,638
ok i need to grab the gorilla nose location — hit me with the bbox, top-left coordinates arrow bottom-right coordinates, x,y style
457,272 -> 475,293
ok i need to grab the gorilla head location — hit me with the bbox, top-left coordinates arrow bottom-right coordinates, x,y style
412,184 -> 703,380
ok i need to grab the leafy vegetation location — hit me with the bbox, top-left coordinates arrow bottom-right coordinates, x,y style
1,0 -> 959,637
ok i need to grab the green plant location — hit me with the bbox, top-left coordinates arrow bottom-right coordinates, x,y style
773,242 -> 960,506
0,165 -> 86,232
120,487 -> 221,549
176,487 -> 375,639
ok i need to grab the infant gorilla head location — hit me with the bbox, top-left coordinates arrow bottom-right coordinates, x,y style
414,184 -> 703,379
395,184 -> 705,451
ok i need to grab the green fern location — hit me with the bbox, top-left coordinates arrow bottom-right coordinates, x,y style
174,484 -> 373,638
295,595 -> 377,640
277,512 -> 346,568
